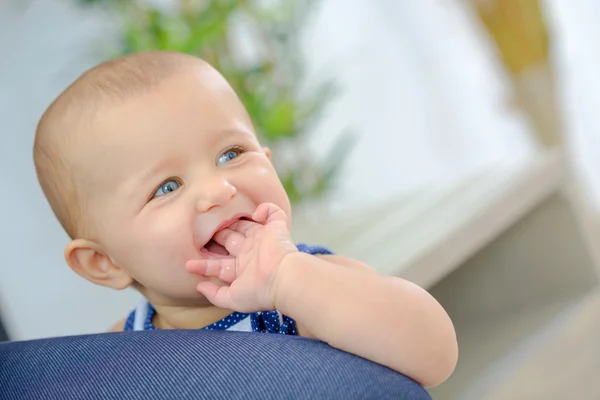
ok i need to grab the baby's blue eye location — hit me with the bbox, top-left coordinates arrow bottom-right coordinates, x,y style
217,150 -> 240,166
154,179 -> 181,197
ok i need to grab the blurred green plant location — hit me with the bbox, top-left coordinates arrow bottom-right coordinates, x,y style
75,0 -> 354,205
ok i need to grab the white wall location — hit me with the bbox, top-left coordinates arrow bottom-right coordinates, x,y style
300,0 -> 537,213
0,0 -> 563,340
544,0 -> 600,209
0,1 -> 140,341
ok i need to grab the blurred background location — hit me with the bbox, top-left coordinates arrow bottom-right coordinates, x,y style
2,0 -> 600,398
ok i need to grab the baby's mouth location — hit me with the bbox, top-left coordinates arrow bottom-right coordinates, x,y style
204,238 -> 229,256
200,216 -> 251,257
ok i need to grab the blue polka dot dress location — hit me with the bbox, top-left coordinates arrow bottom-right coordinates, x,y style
123,244 -> 332,334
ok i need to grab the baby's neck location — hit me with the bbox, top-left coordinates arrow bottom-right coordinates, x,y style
151,302 -> 234,330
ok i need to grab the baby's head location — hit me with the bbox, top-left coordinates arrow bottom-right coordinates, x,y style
34,51 -> 291,305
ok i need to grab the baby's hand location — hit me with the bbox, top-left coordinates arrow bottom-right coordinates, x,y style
185,203 -> 298,312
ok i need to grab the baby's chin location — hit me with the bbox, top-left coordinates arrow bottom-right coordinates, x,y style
142,275 -> 226,305
154,290 -> 216,307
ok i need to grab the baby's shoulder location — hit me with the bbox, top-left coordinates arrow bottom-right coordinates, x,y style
107,317 -> 127,332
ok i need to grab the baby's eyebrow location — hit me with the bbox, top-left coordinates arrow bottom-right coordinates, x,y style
125,162 -> 168,199
215,127 -> 256,140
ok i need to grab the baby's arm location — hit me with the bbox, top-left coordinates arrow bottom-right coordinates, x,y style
185,203 -> 457,387
107,318 -> 126,332
274,253 -> 458,388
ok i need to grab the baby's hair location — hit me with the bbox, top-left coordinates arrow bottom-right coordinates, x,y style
33,51 -> 201,239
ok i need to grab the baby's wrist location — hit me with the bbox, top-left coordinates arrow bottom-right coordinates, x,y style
270,251 -> 309,311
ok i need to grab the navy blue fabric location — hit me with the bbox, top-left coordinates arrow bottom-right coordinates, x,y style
295,243 -> 333,256
0,329 -> 431,399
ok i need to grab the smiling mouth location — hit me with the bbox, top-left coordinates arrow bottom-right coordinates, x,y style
203,238 -> 229,256
201,216 -> 252,257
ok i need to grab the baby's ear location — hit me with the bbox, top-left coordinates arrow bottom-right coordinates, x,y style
65,239 -> 133,290
262,146 -> 272,160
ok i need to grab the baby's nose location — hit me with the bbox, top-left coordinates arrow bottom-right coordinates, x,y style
196,176 -> 237,213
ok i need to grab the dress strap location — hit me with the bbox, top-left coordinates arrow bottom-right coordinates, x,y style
296,243 -> 334,255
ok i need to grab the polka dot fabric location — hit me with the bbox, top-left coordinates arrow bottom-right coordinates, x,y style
123,243 -> 332,334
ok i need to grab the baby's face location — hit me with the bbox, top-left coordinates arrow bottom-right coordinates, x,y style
77,67 -> 291,304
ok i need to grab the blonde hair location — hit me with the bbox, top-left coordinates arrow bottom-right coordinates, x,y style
33,51 -> 200,239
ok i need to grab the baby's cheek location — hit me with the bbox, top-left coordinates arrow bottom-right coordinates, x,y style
127,210 -> 192,266
145,225 -> 192,265
136,233 -> 198,292
249,167 -> 291,213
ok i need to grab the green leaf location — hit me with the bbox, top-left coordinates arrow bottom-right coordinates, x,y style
261,98 -> 297,140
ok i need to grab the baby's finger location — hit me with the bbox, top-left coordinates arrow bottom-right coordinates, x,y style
186,258 -> 237,284
252,203 -> 288,225
212,228 -> 245,256
228,219 -> 262,237
196,282 -> 235,310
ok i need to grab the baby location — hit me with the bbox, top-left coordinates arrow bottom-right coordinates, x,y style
33,51 -> 457,387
